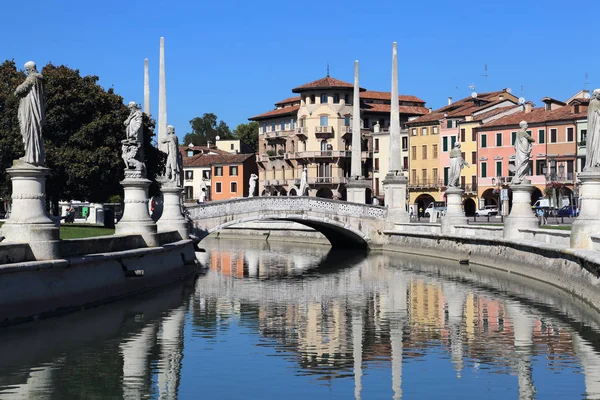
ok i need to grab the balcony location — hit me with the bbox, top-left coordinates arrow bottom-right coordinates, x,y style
314,126 -> 334,139
308,176 -> 349,185
256,154 -> 269,163
408,179 -> 445,189
461,184 -> 478,193
291,151 -> 351,159
263,179 -> 283,187
265,130 -> 292,140
295,127 -> 308,139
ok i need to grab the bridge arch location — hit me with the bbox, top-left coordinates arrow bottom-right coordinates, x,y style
187,197 -> 387,249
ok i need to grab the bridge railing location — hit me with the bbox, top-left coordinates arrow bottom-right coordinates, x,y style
187,196 -> 387,221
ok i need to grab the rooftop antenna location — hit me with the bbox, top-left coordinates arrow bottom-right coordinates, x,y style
585,72 -> 589,92
326,63 -> 330,77
520,85 -> 524,97
481,65 -> 488,92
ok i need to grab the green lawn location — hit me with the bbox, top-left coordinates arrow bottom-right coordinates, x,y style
540,225 -> 571,231
59,224 -> 115,239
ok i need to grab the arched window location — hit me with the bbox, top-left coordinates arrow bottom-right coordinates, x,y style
291,140 -> 295,153
282,166 -> 285,180
333,93 -> 340,104
272,166 -> 276,180
321,93 -> 328,104
321,140 -> 328,151
310,94 -> 315,104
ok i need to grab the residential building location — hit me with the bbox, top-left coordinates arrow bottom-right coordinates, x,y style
474,99 -> 587,210
407,89 -> 518,214
249,76 -> 427,200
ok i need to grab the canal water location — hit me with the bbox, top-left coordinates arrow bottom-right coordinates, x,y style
1,238 -> 600,399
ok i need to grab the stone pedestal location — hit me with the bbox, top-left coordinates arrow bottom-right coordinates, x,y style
346,178 -> 369,204
503,183 -> 539,239
0,161 -> 59,260
382,172 -> 409,228
115,178 -> 157,246
571,171 -> 600,249
157,186 -> 189,239
441,187 -> 467,234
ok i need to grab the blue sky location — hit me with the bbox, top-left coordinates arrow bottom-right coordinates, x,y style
2,0 -> 597,141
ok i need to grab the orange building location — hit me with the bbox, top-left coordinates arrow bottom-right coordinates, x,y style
210,153 -> 257,201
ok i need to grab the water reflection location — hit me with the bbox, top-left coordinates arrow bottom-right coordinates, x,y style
1,239 -> 600,399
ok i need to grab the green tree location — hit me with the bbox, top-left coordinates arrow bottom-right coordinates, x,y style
0,61 -> 164,214
183,113 -> 232,146
234,121 -> 259,151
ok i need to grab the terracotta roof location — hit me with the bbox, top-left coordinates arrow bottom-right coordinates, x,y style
541,97 -> 566,106
292,76 -> 360,92
477,106 -> 588,129
360,90 -> 425,104
183,153 -> 255,168
568,97 -> 590,105
179,145 -> 230,158
470,106 -> 519,122
248,105 -> 300,121
274,96 -> 301,106
362,103 -> 429,115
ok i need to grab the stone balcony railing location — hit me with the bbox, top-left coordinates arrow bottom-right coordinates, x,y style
295,127 -> 308,138
408,179 -> 445,188
315,126 -> 334,138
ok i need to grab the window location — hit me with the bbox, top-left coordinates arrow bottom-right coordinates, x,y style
214,166 -> 223,176
433,126 -> 438,134
344,115 -> 350,126
433,144 -> 438,159
496,133 -> 502,147
451,136 -> 457,148
271,122 -> 276,132
411,146 -> 417,160
496,161 -> 502,177
575,104 -> 580,113
511,131 -> 517,145
481,134 -> 487,148
538,129 -> 545,144
281,120 -> 286,131
481,162 -> 487,178
581,129 -> 587,143
536,160 -> 546,175
460,129 -> 466,142
411,169 -> 417,183
230,144 -> 234,150
185,170 -> 193,180
411,128 -> 417,136
422,169 -> 427,181
567,127 -> 574,142
402,136 -> 408,150
471,152 -> 476,165
472,130 -> 477,142
442,136 -> 448,152
320,115 -> 328,126
320,93 -> 328,104
184,186 -> 193,200
215,182 -> 222,193
422,145 -> 427,160
229,166 -> 238,176
550,128 -> 557,143
374,158 -> 380,171
230,182 -> 237,193
187,150 -> 194,157
202,170 -> 211,179
262,123 -> 267,133
567,160 -> 574,175
310,94 -> 315,104
375,178 -> 379,195
508,161 -> 515,177
433,168 -> 438,182
344,94 -> 351,104
444,167 -> 449,186
333,94 -> 339,104
422,127 -> 427,136
291,119 -> 295,130
374,138 -> 379,152
403,156 -> 409,169
447,120 -> 453,129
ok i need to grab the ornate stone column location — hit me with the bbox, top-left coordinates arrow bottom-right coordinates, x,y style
441,187 -> 467,234
157,186 -> 188,239
570,171 -> 600,248
503,183 -> 539,239
346,60 -> 369,204
116,176 -> 158,244
0,161 -> 59,260
383,42 -> 409,227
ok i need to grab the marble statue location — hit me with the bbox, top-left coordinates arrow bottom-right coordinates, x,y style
122,102 -> 146,177
374,121 -> 380,133
248,173 -> 258,197
14,61 -> 46,166
448,142 -> 469,187
161,125 -> 182,186
585,89 -> 600,170
298,166 -> 309,196
511,121 -> 535,184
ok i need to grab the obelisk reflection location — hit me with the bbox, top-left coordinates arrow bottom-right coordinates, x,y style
572,333 -> 600,399
0,364 -> 54,400
120,324 -> 157,399
157,306 -> 186,400
352,308 -> 363,400
444,283 -> 466,377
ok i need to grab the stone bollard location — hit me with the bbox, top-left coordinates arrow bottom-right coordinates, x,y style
382,172 -> 409,229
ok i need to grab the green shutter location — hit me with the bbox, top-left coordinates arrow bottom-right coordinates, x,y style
481,135 -> 487,148
451,136 -> 456,148
511,132 -> 516,145
444,167 -> 449,186
496,161 -> 502,176
443,137 -> 448,152
539,130 -> 545,144
481,163 -> 487,178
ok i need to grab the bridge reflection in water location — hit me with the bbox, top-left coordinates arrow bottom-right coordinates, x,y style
1,239 -> 600,399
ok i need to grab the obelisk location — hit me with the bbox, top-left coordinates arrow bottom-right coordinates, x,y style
144,58 -> 150,116
346,60 -> 369,204
158,37 -> 167,152
382,42 -> 409,227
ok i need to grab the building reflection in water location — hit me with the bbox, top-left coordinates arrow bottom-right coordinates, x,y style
1,238 -> 600,399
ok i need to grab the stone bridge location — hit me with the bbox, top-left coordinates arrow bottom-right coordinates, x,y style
186,197 -> 388,249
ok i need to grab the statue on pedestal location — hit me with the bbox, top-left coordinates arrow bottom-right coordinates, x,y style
14,61 -> 46,167
511,120 -> 535,184
585,89 -> 600,170
161,125 -> 182,187
122,102 -> 146,178
298,166 -> 310,196
248,173 -> 258,197
448,142 -> 469,187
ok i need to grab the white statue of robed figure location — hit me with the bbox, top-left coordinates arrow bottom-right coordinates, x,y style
585,89 -> 600,170
511,120 -> 535,184
447,142 -> 469,187
298,166 -> 310,196
248,173 -> 258,197
161,125 -> 182,187
121,101 -> 146,177
14,61 -> 46,166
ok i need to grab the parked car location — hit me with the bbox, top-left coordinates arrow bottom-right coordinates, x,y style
424,202 -> 446,217
475,205 -> 498,217
557,206 -> 578,217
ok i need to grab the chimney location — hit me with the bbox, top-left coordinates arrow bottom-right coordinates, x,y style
524,103 -> 532,113
448,97 -> 453,105
428,107 -> 433,113
499,94 -> 504,100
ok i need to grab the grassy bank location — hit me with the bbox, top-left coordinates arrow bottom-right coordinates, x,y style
0,221 -> 114,239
